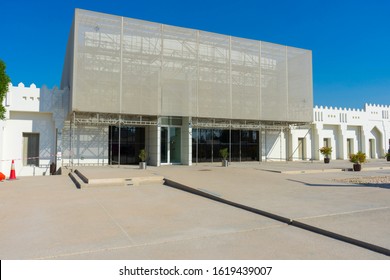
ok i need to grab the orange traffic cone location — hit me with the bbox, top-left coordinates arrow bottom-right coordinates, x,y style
9,160 -> 16,180
0,172 -> 5,181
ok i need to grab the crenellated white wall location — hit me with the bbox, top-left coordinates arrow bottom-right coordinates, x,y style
291,104 -> 390,161
4,82 -> 40,113
0,83 -> 68,177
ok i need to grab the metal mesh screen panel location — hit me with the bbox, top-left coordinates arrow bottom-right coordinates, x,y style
74,10 -> 122,114
65,9 -> 312,123
122,18 -> 161,115
231,37 -> 260,120
287,47 -> 313,122
61,20 -> 74,90
197,31 -> 230,118
61,19 -> 75,114
161,25 -> 198,117
260,42 -> 288,121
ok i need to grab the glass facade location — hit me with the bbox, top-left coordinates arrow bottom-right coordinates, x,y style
169,127 -> 181,163
108,126 -> 145,164
192,128 -> 259,163
194,129 -> 212,162
241,130 -> 259,161
212,129 -> 229,162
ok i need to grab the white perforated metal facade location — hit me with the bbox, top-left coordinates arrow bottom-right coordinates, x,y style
61,9 -> 313,123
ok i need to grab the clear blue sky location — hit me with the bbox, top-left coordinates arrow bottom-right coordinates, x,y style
1,0 -> 389,109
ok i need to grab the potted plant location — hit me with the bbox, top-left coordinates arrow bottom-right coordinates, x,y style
385,152 -> 390,162
349,151 -> 366,171
139,149 -> 147,169
319,146 -> 332,163
219,148 -> 229,167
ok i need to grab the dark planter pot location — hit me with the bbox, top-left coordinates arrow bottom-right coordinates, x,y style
324,157 -> 330,164
222,159 -> 228,167
353,163 -> 361,171
139,162 -> 147,169
387,156 -> 390,162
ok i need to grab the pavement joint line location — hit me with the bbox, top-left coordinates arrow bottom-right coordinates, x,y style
164,178 -> 390,257
296,206 -> 390,221
93,198 -> 136,245
37,223 -> 288,260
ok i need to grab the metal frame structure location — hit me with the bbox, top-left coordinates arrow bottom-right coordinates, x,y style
191,117 -> 305,130
71,112 -> 158,127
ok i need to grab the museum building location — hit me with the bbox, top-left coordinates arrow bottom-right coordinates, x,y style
8,9 -> 390,176
59,8 -> 313,167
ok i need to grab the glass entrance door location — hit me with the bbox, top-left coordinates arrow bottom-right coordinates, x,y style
161,127 -> 168,164
160,126 -> 181,164
169,127 -> 181,163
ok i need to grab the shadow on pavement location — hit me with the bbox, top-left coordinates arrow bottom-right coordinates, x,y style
287,179 -> 390,189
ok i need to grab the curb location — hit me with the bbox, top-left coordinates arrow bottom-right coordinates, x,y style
68,172 -> 81,189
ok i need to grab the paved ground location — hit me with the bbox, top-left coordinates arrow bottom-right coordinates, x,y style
0,160 -> 389,259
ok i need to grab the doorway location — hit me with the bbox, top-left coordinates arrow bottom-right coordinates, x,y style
323,138 -> 330,148
298,138 -> 305,160
161,127 -> 181,164
369,139 -> 375,159
347,138 -> 353,157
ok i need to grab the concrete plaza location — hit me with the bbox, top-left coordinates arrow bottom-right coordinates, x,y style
0,160 -> 389,259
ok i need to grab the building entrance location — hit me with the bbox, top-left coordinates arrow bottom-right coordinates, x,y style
161,127 -> 181,164
298,138 -> 305,160
347,138 -> 353,156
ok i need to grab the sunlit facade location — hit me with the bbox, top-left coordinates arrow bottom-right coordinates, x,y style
60,9 -> 313,166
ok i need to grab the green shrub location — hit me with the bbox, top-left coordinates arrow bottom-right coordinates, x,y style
219,148 -> 228,160
349,151 -> 366,164
319,146 -> 332,157
139,149 -> 147,162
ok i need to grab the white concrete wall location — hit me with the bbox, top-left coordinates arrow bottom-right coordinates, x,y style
264,129 -> 286,161
0,83 -> 68,177
289,127 -> 313,160
181,117 -> 192,165
345,125 -> 360,156
0,117 -> 6,175
1,111 -> 55,176
4,82 -> 40,112
147,125 -> 160,166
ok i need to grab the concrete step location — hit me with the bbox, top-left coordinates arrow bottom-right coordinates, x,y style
68,168 -> 164,188
68,172 -> 85,189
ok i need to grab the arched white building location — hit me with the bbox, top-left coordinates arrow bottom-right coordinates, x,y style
289,105 -> 390,161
